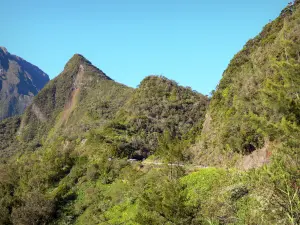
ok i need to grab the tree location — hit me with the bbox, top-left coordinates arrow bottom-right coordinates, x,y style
11,192 -> 55,225
157,131 -> 186,179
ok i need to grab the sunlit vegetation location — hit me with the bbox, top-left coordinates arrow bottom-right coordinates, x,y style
0,2 -> 300,225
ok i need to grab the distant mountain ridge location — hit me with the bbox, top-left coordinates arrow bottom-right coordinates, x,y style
0,47 -> 49,120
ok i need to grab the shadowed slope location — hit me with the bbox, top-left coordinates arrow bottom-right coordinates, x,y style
0,47 -> 49,120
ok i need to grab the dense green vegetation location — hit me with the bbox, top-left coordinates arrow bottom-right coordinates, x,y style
0,52 -> 209,224
189,1 -> 300,223
195,1 -> 300,161
0,2 -> 300,225
109,75 -> 208,159
0,116 -> 22,160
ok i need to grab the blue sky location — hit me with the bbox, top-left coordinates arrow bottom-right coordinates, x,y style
0,0 -> 290,94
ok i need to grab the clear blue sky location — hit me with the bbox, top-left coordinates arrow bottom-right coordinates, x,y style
0,0 -> 290,94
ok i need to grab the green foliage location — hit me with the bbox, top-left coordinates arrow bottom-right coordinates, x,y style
157,131 -> 185,163
11,191 -> 55,225
182,168 -> 240,224
135,177 -> 196,225
20,54 -> 127,144
197,2 -> 300,157
113,75 -> 208,158
2,4 -> 300,224
0,116 -> 21,159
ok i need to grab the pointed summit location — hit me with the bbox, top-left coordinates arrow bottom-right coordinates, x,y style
64,54 -> 91,69
63,53 -> 112,81
0,46 -> 8,54
19,53 -> 116,140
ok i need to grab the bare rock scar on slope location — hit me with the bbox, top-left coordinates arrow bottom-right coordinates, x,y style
62,65 -> 85,123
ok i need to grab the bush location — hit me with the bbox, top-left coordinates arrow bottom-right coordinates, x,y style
11,192 -> 55,225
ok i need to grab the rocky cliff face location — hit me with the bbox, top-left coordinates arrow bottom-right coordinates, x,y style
0,47 -> 49,120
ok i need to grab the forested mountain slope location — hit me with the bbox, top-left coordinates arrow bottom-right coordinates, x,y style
12,54 -> 208,158
19,54 -> 128,144
0,54 -> 209,224
0,2 -> 300,224
192,1 -> 300,170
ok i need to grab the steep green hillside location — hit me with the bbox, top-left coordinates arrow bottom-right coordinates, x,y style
193,1 -> 300,168
1,2 -> 300,225
16,55 -> 208,158
0,54 -> 209,224
0,116 -> 21,160
183,2 -> 299,223
106,76 -> 209,159
19,54 -> 133,145
0,47 -> 49,120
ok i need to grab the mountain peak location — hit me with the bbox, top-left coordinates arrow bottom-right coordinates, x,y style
71,53 -> 90,62
63,54 -> 112,81
64,53 -> 92,69
0,46 -> 8,54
